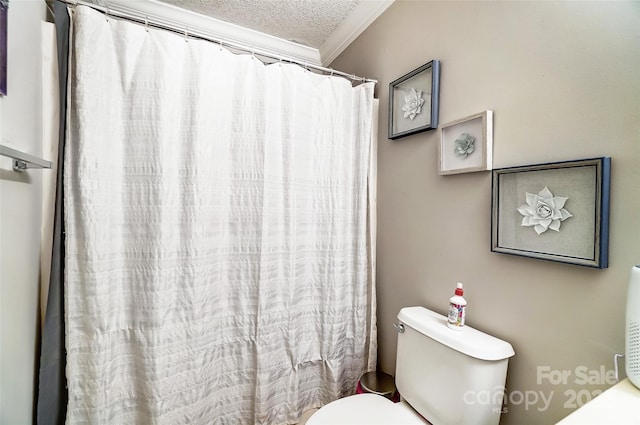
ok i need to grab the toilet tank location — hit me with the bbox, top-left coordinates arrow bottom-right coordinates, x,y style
396,307 -> 515,425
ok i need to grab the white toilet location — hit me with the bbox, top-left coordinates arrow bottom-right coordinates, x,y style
307,306 -> 515,425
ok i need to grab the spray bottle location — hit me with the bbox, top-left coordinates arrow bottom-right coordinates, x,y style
447,282 -> 466,330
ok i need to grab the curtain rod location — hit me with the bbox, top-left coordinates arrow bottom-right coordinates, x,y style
56,0 -> 377,84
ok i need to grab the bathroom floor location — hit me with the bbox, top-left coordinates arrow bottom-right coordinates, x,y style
298,409 -> 318,425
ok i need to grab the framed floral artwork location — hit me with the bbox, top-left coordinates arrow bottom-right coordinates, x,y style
491,157 -> 611,268
439,110 -> 493,175
388,60 -> 440,140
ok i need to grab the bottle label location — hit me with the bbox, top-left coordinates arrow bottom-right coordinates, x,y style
448,303 -> 465,327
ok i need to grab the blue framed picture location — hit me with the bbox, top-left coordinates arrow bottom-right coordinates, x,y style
388,60 -> 440,140
491,157 -> 611,268
0,0 -> 7,96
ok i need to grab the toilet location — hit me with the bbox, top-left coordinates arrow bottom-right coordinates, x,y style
307,306 -> 515,425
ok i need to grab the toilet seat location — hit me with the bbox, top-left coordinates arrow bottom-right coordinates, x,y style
306,393 -> 427,424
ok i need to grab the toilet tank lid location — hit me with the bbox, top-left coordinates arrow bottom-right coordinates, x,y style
398,307 -> 515,361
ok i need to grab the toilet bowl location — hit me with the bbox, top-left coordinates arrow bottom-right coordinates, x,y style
306,393 -> 424,425
307,307 -> 515,425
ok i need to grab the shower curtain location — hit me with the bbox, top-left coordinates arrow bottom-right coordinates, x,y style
63,5 -> 376,424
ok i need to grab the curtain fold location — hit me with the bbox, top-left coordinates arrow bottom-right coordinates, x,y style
63,5 -> 376,424
36,2 -> 70,424
366,99 -> 379,372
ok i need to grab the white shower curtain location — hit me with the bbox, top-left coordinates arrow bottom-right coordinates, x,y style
64,5 -> 376,425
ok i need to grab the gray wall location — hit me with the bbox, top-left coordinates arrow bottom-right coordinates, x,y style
0,0 -> 47,423
331,1 -> 640,424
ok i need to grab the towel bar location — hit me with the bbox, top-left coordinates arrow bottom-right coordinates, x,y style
0,144 -> 52,172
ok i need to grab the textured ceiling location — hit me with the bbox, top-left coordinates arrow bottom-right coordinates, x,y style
156,0 -> 361,48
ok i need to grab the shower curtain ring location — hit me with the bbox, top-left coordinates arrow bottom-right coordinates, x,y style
144,16 -> 149,32
184,27 -> 189,42
105,6 -> 110,22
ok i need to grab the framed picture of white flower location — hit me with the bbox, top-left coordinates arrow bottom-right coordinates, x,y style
491,157 -> 611,268
439,110 -> 493,175
388,60 -> 440,140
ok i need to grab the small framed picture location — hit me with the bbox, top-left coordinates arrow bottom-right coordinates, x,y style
439,110 -> 493,175
491,157 -> 611,268
388,60 -> 440,140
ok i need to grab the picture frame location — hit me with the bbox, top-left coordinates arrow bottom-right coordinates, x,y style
491,157 -> 611,268
388,60 -> 440,140
439,110 -> 493,175
0,0 -> 7,97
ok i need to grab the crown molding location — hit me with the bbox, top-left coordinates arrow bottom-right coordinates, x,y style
319,0 -> 395,66
100,0 -> 322,66
96,0 -> 392,68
